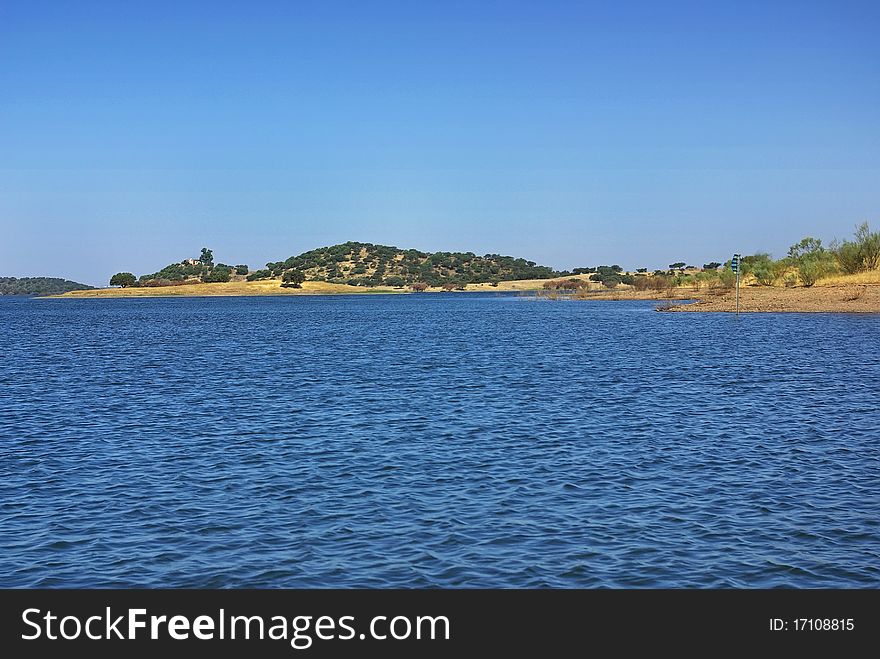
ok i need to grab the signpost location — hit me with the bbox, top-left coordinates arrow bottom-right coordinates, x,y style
731,253 -> 741,316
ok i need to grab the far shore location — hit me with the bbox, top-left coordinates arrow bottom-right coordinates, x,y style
51,271 -> 880,313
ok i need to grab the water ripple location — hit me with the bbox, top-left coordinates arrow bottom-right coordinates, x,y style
0,295 -> 878,587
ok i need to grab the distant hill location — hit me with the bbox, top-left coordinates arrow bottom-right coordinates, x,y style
0,277 -> 95,296
250,241 -> 565,287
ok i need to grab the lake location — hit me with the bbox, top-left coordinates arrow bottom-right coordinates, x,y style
1,294 -> 878,587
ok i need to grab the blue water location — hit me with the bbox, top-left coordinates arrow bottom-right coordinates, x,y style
1,294 -> 878,588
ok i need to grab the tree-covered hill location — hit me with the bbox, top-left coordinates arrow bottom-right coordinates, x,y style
0,277 -> 95,296
249,241 -> 564,287
119,248 -> 249,287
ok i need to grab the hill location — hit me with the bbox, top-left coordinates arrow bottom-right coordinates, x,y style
0,277 -> 95,296
250,241 -> 564,287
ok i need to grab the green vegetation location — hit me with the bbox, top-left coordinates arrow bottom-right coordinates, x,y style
588,265 -> 632,287
109,272 -> 136,288
0,277 -> 94,296
834,222 -> 880,274
203,264 -> 232,283
785,237 -> 837,287
111,224 -> 877,294
131,248 -> 248,286
281,269 -> 305,288
263,241 -> 564,287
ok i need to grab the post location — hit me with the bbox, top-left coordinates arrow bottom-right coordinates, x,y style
735,265 -> 740,316
731,253 -> 741,316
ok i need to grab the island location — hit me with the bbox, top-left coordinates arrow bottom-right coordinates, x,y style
55,225 -> 880,312
1,277 -> 94,296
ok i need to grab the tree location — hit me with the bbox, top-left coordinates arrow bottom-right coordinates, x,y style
854,222 -> 880,270
788,236 -> 837,286
787,237 -> 823,260
203,265 -> 231,283
636,268 -> 648,273
109,272 -> 136,288
199,247 -> 214,267
235,265 -> 249,275
411,282 -> 428,292
669,262 -> 686,271
702,262 -> 721,271
741,253 -> 775,285
281,269 -> 305,288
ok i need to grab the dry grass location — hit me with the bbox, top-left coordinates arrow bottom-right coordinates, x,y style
815,269 -> 880,286
465,274 -> 594,292
55,279 -> 404,298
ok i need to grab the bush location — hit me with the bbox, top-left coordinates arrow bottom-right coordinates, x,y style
632,275 -> 650,291
246,269 -> 272,281
650,274 -> 672,291
718,269 -> 736,289
410,282 -> 428,292
788,236 -> 837,286
835,222 -> 880,273
203,266 -> 232,283
798,256 -> 836,287
751,262 -> 776,286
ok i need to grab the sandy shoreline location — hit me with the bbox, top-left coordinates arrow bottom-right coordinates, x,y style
665,283 -> 880,313
50,274 -> 880,312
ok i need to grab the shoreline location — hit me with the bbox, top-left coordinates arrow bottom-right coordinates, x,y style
48,275 -> 880,313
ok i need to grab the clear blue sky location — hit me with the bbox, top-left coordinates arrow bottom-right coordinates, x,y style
1,0 -> 878,285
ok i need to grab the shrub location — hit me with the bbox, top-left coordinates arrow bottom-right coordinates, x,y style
798,256 -> 836,287
718,269 -> 736,289
835,222 -> 880,273
632,275 -> 650,291
751,262 -> 776,286
411,282 -> 428,292
203,265 -> 232,283
247,269 -> 272,281
787,236 -> 837,286
650,274 -> 671,291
